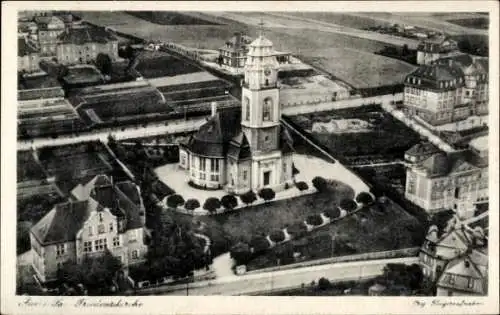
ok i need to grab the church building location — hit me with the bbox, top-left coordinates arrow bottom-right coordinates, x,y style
179,35 -> 294,194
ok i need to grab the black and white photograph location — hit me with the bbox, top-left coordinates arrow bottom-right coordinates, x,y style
2,1 -> 499,315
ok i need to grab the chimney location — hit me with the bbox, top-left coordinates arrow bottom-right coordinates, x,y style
211,101 -> 217,117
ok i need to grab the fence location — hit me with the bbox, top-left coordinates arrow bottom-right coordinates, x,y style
243,247 -> 420,276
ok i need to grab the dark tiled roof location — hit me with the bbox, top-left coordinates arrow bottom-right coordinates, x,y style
18,37 -> 39,57
435,54 -> 474,68
31,199 -> 102,245
405,64 -> 464,91
18,88 -> 65,101
220,33 -> 252,51
417,36 -> 458,53
280,126 -> 294,154
18,74 -> 61,90
116,181 -> 142,206
406,142 -> 440,157
421,152 -> 449,176
420,150 -> 485,177
186,109 -> 241,158
227,132 -> 252,160
58,26 -> 117,45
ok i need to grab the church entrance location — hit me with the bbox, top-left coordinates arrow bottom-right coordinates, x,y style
263,171 -> 271,186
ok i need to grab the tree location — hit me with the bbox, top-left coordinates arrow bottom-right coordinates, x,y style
306,214 -> 323,226
166,194 -> 185,208
295,181 -> 309,191
318,277 -> 332,290
287,222 -> 308,238
324,207 -> 341,219
221,195 -> 238,210
258,188 -> 276,202
95,53 -> 112,75
203,197 -> 221,214
184,199 -> 200,212
339,199 -> 357,212
250,237 -> 271,253
230,242 -> 252,265
312,176 -> 328,192
355,192 -> 374,205
240,190 -> 257,206
269,230 -> 286,243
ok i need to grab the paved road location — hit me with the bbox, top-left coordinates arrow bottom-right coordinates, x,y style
160,256 -> 418,296
17,118 -> 207,150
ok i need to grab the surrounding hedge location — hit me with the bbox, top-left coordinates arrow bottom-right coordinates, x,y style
269,230 -> 286,243
324,207 -> 341,219
339,199 -> 358,212
184,198 -> 200,211
221,195 -> 238,210
203,197 -> 221,213
240,190 -> 257,205
296,181 -> 309,191
258,188 -> 276,202
166,194 -> 185,208
306,214 -> 324,226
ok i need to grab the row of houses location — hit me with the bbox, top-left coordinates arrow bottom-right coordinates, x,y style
18,12 -> 119,73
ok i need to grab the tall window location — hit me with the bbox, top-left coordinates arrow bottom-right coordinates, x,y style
88,226 -> 93,236
200,157 -> 206,172
56,244 -> 65,256
94,238 -> 107,251
263,97 -> 272,121
211,159 -> 219,172
83,241 -> 92,253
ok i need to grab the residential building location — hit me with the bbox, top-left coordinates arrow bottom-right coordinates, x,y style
416,35 -> 460,65
179,35 -> 294,194
218,32 -> 253,68
419,216 -> 488,296
404,54 -> 488,131
56,25 -> 119,65
35,15 -> 65,57
30,175 -> 147,283
404,140 -> 488,217
18,36 -> 40,73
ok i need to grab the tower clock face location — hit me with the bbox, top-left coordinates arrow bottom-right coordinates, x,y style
264,68 -> 271,76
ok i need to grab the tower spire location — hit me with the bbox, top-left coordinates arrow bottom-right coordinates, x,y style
258,18 -> 264,37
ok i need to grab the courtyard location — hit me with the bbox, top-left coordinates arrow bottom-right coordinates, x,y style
153,152 -> 371,215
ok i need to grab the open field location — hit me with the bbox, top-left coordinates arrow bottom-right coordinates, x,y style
446,17 -> 489,30
126,11 -> 222,25
298,48 -> 416,88
135,50 -> 202,78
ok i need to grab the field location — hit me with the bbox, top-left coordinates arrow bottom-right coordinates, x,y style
135,51 -> 202,78
447,17 -> 489,30
289,105 -> 421,159
298,48 -> 416,88
283,12 -> 391,30
126,11 -> 221,25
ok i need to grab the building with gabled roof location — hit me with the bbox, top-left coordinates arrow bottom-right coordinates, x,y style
18,36 -> 41,73
419,216 -> 488,296
405,141 -> 488,217
30,175 -> 148,283
416,35 -> 460,65
179,35 -> 295,193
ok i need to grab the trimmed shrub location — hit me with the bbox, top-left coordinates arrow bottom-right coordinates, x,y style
240,190 -> 257,205
312,176 -> 328,192
318,277 -> 332,290
184,199 -> 200,211
250,237 -> 271,253
203,197 -> 221,213
287,222 -> 308,238
340,199 -> 358,212
296,181 -> 309,191
269,230 -> 286,243
166,194 -> 184,208
258,188 -> 276,202
324,207 -> 341,219
355,192 -> 374,205
221,195 -> 238,210
306,214 -> 324,226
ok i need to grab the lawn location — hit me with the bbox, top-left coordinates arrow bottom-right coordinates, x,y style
289,105 -> 421,159
447,17 -> 489,30
193,182 -> 354,257
246,197 -> 424,271
298,47 -> 416,88
135,51 -> 202,78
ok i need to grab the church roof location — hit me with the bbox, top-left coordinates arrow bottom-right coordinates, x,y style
186,109 -> 242,158
227,132 -> 252,160
406,142 -> 440,157
250,35 -> 273,48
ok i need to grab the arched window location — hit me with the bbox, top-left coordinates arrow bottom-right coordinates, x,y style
263,97 -> 272,121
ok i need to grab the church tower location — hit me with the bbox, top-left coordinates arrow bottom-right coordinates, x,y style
241,33 -> 285,190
